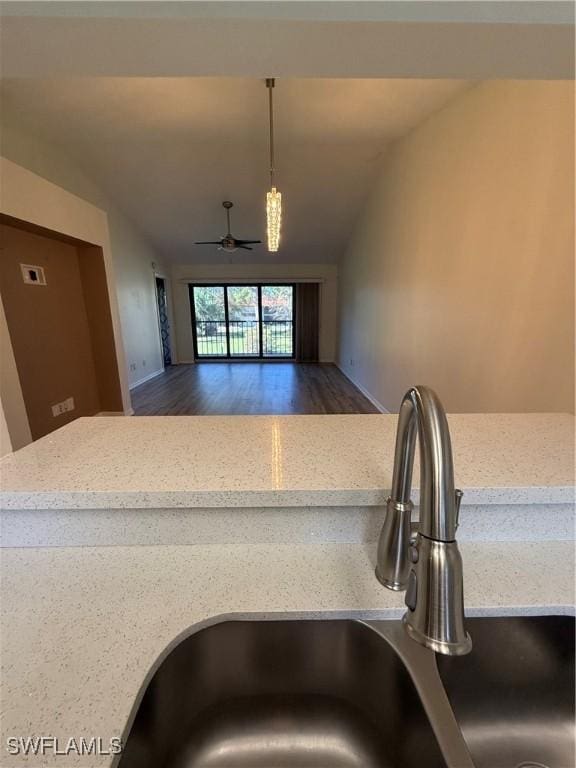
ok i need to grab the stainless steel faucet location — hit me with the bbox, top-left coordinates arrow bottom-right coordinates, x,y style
376,386 -> 472,656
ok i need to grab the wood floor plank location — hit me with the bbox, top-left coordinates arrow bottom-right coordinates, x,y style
131,363 -> 379,415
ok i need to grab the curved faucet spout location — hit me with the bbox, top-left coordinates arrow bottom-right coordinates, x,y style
376,385 -> 471,656
391,387 -> 458,542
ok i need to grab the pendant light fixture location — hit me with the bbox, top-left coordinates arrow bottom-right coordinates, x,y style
265,78 -> 281,252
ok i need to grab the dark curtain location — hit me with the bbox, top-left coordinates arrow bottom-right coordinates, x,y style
156,278 -> 172,366
295,282 -> 320,362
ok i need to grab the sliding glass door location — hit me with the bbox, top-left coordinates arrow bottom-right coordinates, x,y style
191,286 -> 227,357
190,284 -> 294,360
227,286 -> 260,357
261,285 -> 294,357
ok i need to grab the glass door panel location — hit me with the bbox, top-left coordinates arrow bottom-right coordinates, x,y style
191,284 -> 295,360
261,285 -> 293,357
193,286 -> 228,357
227,286 -> 260,357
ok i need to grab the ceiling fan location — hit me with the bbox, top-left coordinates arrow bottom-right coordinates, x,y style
195,201 -> 261,252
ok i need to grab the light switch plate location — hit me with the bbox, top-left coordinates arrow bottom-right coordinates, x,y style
20,264 -> 47,286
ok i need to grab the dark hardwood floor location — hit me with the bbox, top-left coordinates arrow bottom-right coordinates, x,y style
131,363 -> 379,415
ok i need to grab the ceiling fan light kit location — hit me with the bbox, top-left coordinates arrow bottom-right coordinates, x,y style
266,78 -> 282,253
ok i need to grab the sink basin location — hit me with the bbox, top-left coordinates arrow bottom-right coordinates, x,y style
118,615 -> 574,768
437,615 -> 575,768
118,619 -> 446,768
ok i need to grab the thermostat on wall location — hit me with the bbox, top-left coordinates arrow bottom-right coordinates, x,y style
20,264 -> 47,286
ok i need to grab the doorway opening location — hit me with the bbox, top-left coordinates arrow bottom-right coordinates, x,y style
189,284 -> 295,360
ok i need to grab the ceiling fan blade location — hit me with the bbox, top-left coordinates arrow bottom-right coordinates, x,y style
235,240 -> 262,245
237,245 -> 253,250
195,241 -> 222,245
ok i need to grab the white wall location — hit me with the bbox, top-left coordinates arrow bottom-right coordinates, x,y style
338,81 -> 574,414
111,217 -> 168,388
0,117 -> 166,390
172,263 -> 338,363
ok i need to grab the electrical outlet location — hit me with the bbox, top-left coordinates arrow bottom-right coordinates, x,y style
51,397 -> 75,417
130,363 -> 137,372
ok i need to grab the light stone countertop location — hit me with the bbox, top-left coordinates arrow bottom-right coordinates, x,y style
0,413 -> 574,509
0,539 -> 574,767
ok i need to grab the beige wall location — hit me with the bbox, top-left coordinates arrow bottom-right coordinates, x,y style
77,244 -> 125,410
0,399 -> 13,457
0,118 -> 167,390
338,81 -> 574,413
0,157 -> 132,450
0,293 -> 32,453
172,263 -> 338,363
0,224 -> 101,439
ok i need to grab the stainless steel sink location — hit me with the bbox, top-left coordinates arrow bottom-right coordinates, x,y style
437,615 -> 575,768
118,619 -> 449,768
118,616 -> 574,768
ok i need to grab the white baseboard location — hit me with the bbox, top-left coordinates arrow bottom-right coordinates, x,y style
336,364 -> 390,413
129,368 -> 164,390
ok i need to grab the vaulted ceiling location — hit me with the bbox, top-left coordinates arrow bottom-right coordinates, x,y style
2,2 -> 571,265
1,77 -> 472,263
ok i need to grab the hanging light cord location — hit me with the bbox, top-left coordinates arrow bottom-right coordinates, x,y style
266,78 -> 275,187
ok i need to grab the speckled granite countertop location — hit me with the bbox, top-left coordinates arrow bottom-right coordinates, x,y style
1,413 -> 573,509
0,540 -> 574,767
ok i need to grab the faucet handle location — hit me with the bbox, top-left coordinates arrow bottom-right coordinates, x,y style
454,489 -> 463,531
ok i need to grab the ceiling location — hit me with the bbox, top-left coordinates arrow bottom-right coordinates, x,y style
1,3 -> 571,265
1,3 -> 573,79
1,77 -> 472,264
3,2 -> 573,24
